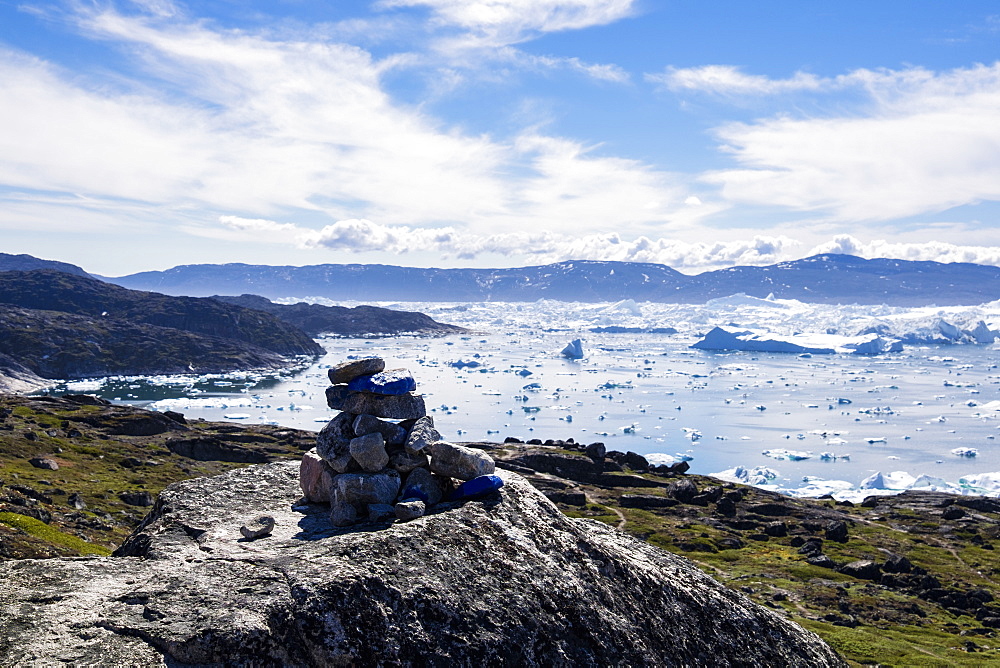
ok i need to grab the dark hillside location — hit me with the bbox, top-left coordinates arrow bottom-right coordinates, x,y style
0,253 -> 89,277
212,294 -> 466,337
0,305 -> 292,378
0,270 -> 322,356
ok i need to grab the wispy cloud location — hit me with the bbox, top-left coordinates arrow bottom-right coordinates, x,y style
648,65 -> 824,95
379,0 -> 636,45
0,6 -> 687,242
688,63 -> 1000,221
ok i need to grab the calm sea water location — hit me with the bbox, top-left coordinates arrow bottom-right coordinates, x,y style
49,324 -> 1000,494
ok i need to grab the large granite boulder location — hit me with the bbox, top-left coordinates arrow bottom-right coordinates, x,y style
0,462 -> 845,667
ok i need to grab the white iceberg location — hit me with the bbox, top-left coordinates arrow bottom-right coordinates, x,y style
691,326 -> 902,355
712,465 -> 780,486
762,449 -> 813,461
859,470 -> 917,490
560,339 -> 585,359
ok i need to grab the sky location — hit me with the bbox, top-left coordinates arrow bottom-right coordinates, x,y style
3,1 -> 1000,276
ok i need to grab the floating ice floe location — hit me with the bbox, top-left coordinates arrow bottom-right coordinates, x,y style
645,452 -> 694,465
762,449 -> 812,461
951,447 -> 978,457
691,326 -> 903,355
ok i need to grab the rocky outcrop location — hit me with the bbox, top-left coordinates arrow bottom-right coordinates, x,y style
0,352 -> 49,393
0,462 -> 844,666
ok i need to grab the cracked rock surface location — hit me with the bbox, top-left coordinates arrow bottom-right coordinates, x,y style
0,462 -> 844,667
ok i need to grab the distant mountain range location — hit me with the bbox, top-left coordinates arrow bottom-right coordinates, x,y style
102,254 -> 1000,306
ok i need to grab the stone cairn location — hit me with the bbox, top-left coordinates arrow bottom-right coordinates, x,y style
300,357 -> 502,526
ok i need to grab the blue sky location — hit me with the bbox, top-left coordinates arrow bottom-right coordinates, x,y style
3,1 -> 1000,276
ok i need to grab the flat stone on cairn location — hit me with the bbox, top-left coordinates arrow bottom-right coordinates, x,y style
329,358 -> 385,384
303,355 -> 501,527
339,392 -> 426,420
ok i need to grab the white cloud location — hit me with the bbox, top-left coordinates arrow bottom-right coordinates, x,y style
648,65 -> 823,95
809,235 -> 1000,266
0,7 -> 691,241
507,49 -> 630,83
220,215 -> 798,270
700,62 -> 1000,221
380,0 -> 635,44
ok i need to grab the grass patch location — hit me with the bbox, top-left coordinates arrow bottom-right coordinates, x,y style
799,619 -> 1000,667
0,511 -> 111,556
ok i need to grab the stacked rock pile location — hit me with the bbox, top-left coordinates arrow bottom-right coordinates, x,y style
300,357 -> 502,526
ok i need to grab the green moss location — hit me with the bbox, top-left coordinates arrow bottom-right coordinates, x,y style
0,512 -> 111,556
799,619 -> 1000,667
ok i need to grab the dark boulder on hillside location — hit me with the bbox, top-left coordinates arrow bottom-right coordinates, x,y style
0,462 -> 844,667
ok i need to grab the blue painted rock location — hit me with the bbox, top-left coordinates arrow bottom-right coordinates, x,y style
347,368 -> 417,396
449,475 -> 504,502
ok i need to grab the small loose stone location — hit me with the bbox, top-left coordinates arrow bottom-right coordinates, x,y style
448,475 -> 504,502
395,499 -> 426,521
240,515 -> 275,540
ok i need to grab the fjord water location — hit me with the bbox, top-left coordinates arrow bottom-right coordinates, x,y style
51,299 -> 1000,497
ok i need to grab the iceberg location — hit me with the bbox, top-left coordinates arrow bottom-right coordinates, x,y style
560,339 -> 585,359
711,465 -> 780,486
691,326 -> 902,355
859,471 -> 917,490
